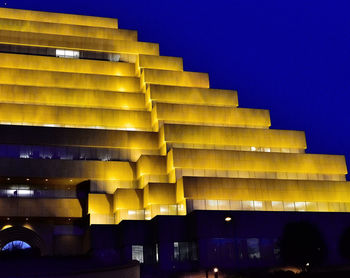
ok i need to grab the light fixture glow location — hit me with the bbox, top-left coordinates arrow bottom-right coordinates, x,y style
225,217 -> 232,222
1,225 -> 12,231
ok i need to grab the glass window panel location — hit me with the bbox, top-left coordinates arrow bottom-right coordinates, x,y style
247,238 -> 260,259
174,242 -> 179,261
253,201 -> 263,210
242,201 -> 254,210
174,242 -> 197,261
56,49 -> 65,56
145,209 -> 151,220
317,202 -> 329,212
72,51 -> 80,58
230,200 -> 242,210
295,202 -> 306,211
273,239 -> 280,260
329,202 -> 340,212
218,200 -> 230,210
193,200 -> 205,210
65,50 -> 74,57
155,243 -> 159,262
2,240 -> 31,251
169,205 -> 177,215
132,245 -> 144,263
306,202 -> 318,211
271,201 -> 284,211
160,205 -> 168,214
206,200 -> 218,210
283,202 -> 295,211
179,242 -> 190,261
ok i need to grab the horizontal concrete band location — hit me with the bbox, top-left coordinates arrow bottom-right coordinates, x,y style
0,29 -> 159,55
179,176 -> 350,203
0,85 -> 147,110
0,68 -> 140,92
0,17 -> 135,40
153,103 -> 271,129
0,7 -> 119,28
142,68 -> 209,88
148,84 -> 238,107
168,148 -> 348,176
161,124 -> 306,150
138,54 -> 183,71
0,125 -> 158,150
0,103 -> 152,131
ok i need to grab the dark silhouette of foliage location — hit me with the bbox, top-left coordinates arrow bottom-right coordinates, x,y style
279,221 -> 326,267
339,226 -> 350,259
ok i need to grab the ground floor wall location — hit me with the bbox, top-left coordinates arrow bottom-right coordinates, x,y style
1,211 -> 350,277
89,210 -> 350,276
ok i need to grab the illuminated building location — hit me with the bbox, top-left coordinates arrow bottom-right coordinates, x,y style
0,7 -> 349,276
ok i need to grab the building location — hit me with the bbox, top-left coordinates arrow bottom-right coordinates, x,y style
0,6 -> 349,277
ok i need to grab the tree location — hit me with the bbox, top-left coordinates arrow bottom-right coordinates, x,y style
279,221 -> 326,267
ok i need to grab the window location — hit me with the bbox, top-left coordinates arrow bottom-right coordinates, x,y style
247,238 -> 260,259
283,202 -> 295,211
253,201 -> 264,210
2,241 -> 31,251
174,242 -> 179,260
108,53 -> 120,62
56,49 -> 79,59
132,245 -> 144,263
273,239 -> 280,260
271,201 -> 284,211
6,188 -> 33,197
295,202 -> 306,211
173,242 -> 198,261
155,243 -> 159,262
242,200 -> 254,210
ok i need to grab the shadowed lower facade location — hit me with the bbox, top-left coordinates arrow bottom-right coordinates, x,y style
0,7 -> 349,277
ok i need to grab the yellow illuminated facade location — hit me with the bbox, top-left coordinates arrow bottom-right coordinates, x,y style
0,7 -> 348,227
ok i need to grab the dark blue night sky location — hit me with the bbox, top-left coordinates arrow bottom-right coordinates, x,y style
3,0 -> 350,179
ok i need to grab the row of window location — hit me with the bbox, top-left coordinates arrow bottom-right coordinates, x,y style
0,187 -> 76,198
115,205 -> 179,223
56,49 -> 79,59
0,44 -> 124,62
56,49 -> 121,62
132,242 -> 198,264
187,199 -> 350,213
0,144 -> 136,162
131,239 -> 279,264
171,143 -> 304,154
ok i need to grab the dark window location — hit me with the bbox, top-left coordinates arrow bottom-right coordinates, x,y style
173,242 -> 198,261
247,238 -> 260,259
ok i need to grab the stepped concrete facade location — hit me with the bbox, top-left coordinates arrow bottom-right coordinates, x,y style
0,7 -> 348,275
